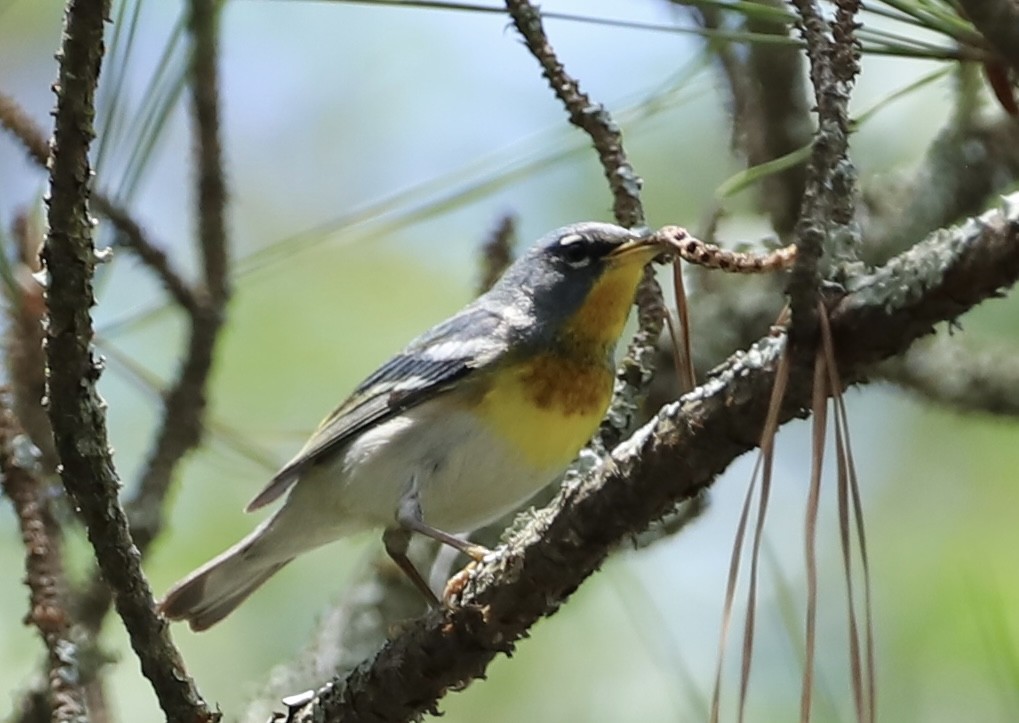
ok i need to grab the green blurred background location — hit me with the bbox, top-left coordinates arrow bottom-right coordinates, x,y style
2,1 -> 1018,721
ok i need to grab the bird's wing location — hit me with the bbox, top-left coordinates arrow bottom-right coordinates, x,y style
245,304 -> 511,511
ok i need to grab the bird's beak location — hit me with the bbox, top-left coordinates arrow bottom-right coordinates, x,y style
606,233 -> 666,263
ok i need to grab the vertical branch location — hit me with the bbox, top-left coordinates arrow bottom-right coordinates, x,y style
41,1 -> 217,720
503,0 -> 642,228
5,213 -> 59,471
786,0 -> 861,345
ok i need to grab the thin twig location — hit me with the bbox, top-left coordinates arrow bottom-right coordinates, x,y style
93,195 -> 203,315
652,226 -> 797,272
287,194 -> 1019,723
504,0 -> 643,227
41,1 -> 216,719
0,397 -> 87,723
187,0 -> 230,305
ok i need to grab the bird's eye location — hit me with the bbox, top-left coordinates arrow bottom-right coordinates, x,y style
559,236 -> 590,267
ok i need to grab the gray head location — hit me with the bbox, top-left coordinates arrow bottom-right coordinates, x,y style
485,222 -> 660,340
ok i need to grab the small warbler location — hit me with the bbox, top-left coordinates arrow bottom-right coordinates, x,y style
159,222 -> 663,630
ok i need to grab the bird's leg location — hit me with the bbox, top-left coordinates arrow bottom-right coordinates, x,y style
395,485 -> 491,561
385,483 -> 492,606
381,525 -> 439,606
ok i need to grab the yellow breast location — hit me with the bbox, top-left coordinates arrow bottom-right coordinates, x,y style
474,354 -> 614,470
471,260 -> 646,470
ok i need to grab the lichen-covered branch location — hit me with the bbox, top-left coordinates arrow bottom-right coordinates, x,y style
41,1 -> 216,720
283,193 -> 1019,722
861,114 -> 1019,264
786,0 -> 861,346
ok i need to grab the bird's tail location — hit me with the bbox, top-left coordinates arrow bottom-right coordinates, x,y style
158,516 -> 294,631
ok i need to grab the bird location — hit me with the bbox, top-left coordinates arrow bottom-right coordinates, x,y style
158,222 -> 663,630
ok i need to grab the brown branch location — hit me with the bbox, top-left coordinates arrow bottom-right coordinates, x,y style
283,193 -> 1019,721
786,0 -> 860,346
503,0 -> 643,228
4,213 -> 59,471
188,0 -> 230,305
0,93 -> 49,166
0,398 -> 87,723
93,195 -> 203,316
41,1 -> 216,720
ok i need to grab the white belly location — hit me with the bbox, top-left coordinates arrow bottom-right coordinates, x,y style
287,398 -> 560,535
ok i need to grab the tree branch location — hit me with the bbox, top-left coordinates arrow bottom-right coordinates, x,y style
786,0 -> 861,346
861,114 -> 1019,264
284,194 -> 1019,722
41,1 -> 216,720
503,0 -> 643,228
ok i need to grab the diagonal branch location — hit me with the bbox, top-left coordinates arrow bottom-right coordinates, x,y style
504,0 -> 643,228
286,193 -> 1019,721
41,1 -> 216,720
